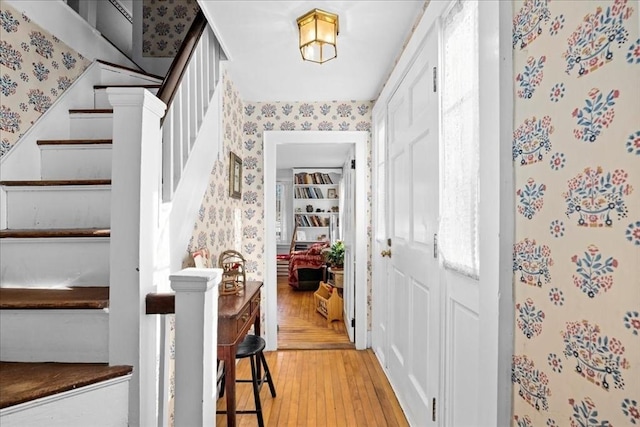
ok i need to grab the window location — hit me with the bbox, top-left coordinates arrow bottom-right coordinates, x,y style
275,182 -> 288,242
440,0 -> 480,278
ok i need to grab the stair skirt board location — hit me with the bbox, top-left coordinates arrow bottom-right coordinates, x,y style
69,112 -> 113,140
0,309 -> 108,363
39,143 -> 112,180
0,374 -> 130,427
0,237 -> 109,286
1,185 -> 111,229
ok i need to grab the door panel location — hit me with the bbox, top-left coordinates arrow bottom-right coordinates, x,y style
386,26 -> 439,426
372,109 -> 389,366
443,269 -> 480,426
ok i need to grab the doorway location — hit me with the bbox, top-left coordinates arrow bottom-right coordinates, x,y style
264,131 -> 368,351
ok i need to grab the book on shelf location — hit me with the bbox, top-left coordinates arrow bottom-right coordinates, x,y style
294,172 -> 338,185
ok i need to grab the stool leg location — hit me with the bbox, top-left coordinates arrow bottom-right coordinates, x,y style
259,351 -> 277,398
249,355 -> 264,427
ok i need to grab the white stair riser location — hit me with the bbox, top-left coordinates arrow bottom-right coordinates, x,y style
0,309 -> 108,363
0,374 -> 129,426
70,114 -> 112,139
94,87 -> 158,109
40,145 -> 112,180
2,186 -> 110,229
0,238 -> 109,286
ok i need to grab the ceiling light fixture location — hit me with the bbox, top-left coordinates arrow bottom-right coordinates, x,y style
296,8 -> 339,64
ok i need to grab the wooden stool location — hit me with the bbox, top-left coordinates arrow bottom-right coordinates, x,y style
218,335 -> 276,427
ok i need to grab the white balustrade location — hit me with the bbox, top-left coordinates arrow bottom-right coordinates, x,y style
162,26 -> 220,201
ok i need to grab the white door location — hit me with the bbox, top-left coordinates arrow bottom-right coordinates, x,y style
341,152 -> 355,341
386,26 -> 440,426
371,109 -> 389,366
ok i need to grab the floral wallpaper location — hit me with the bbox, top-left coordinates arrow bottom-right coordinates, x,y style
142,0 -> 200,58
0,3 -> 90,157
185,93 -> 374,316
241,100 -> 374,312
511,0 -> 640,426
185,71 -> 244,267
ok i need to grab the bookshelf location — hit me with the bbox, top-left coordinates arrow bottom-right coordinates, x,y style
292,168 -> 342,244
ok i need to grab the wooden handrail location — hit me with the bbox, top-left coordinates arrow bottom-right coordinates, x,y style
156,10 -> 207,122
145,293 -> 175,315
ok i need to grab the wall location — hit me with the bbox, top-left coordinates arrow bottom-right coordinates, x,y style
0,2 -> 90,157
187,95 -> 374,288
142,0 -> 199,58
511,0 -> 640,426
185,71 -> 244,267
241,102 -> 373,296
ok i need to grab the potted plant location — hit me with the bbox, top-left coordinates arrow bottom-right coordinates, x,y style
324,241 -> 345,287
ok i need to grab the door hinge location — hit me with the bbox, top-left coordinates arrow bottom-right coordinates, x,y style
351,318 -> 355,328
432,398 -> 436,422
433,233 -> 438,259
351,159 -> 356,169
433,67 -> 437,92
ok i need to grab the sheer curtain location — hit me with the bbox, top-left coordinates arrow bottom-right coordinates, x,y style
440,0 -> 480,278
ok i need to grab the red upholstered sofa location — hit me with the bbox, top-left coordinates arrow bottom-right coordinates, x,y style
287,242 -> 329,290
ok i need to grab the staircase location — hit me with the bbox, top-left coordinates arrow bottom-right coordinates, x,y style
0,62 -> 162,425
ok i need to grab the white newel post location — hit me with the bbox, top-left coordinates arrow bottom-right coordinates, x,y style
170,268 -> 222,427
106,88 -> 166,427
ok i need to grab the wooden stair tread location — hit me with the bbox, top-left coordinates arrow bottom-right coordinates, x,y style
0,179 -> 111,187
0,362 -> 132,409
37,139 -> 112,146
0,228 -> 110,238
0,287 -> 108,310
96,59 -> 164,81
69,109 -> 113,114
94,84 -> 161,89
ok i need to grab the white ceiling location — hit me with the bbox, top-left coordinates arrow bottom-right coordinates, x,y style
200,1 -> 426,102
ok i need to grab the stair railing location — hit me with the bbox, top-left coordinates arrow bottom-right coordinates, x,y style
108,10 -> 223,426
157,10 -> 222,201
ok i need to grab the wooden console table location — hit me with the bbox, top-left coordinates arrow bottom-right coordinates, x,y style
217,280 -> 263,427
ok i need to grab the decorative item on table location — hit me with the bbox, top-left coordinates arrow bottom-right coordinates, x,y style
218,249 -> 246,295
323,240 -> 345,287
191,248 -> 211,268
323,240 -> 344,268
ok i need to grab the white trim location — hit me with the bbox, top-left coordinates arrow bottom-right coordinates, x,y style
477,2 -> 514,426
0,374 -> 131,416
264,131 -> 368,350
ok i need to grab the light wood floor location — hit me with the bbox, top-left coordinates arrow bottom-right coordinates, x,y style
215,349 -> 409,427
215,274 -> 408,426
276,275 -> 352,350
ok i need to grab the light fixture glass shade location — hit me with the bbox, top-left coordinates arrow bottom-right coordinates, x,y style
296,9 -> 338,64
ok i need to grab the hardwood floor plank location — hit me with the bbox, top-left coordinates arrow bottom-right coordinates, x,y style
277,276 -> 352,350
215,349 -> 407,426
215,276 -> 407,426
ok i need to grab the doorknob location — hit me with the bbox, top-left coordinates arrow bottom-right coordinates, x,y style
380,249 -> 392,258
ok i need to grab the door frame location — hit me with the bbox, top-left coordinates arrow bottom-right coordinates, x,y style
263,131 -> 368,351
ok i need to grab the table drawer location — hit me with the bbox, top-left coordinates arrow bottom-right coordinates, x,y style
251,293 -> 261,313
236,305 -> 251,333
